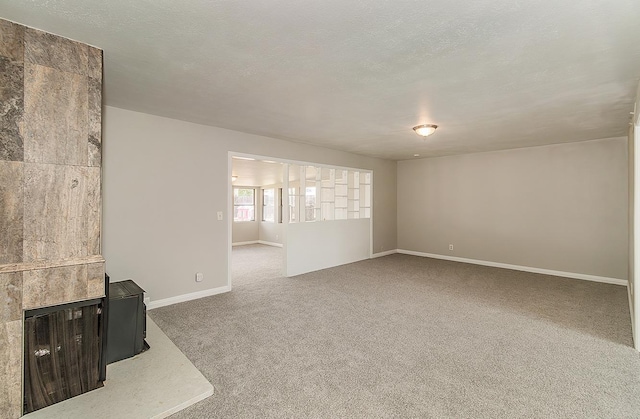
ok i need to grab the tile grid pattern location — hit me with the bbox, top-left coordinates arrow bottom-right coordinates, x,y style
0,19 -> 104,419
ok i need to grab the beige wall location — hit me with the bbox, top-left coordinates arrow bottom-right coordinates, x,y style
398,138 -> 628,280
231,186 -> 259,244
232,221 -> 259,243
259,221 -> 283,244
103,106 -> 397,301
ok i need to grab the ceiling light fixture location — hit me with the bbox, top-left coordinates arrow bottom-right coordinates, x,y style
413,124 -> 438,137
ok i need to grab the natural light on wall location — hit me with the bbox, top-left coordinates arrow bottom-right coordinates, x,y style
287,165 -> 371,223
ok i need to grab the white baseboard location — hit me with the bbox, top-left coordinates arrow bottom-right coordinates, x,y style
232,240 -> 259,247
258,240 -> 283,248
397,249 -> 628,286
629,286 -> 638,350
371,249 -> 398,258
147,285 -> 231,310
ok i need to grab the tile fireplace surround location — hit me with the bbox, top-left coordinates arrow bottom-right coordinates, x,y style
0,18 -> 105,419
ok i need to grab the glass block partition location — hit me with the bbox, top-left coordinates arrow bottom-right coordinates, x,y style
287,164 -> 371,223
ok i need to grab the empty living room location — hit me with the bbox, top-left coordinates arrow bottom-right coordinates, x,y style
1,1 -> 640,418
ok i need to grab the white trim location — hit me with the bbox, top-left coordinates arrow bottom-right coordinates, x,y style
629,285 -> 637,350
232,240 -> 259,247
282,164 -> 290,276
147,285 -> 231,310
370,172 -> 374,259
228,153 -> 233,291
232,240 -> 283,247
371,249 -> 398,258
258,240 -> 283,248
632,119 -> 640,350
397,249 -> 628,286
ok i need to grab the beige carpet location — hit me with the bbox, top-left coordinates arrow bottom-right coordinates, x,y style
232,244 -> 284,286
150,254 -> 640,418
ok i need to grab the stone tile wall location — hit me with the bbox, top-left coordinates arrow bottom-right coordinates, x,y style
0,19 -> 104,418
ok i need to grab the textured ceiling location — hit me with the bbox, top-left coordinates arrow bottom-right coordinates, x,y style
2,0 -> 639,160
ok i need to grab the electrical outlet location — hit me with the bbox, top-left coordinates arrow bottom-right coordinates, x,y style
196,272 -> 204,282
449,244 -> 454,251
217,211 -> 223,221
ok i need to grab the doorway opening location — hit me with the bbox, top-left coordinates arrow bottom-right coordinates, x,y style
230,156 -> 286,287
227,152 -> 373,290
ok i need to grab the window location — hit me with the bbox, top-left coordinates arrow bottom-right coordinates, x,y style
359,172 -> 371,218
262,189 -> 275,222
288,187 -> 298,223
305,186 -> 317,221
233,188 -> 255,222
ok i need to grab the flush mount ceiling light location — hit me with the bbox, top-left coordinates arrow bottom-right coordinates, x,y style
413,124 -> 438,137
